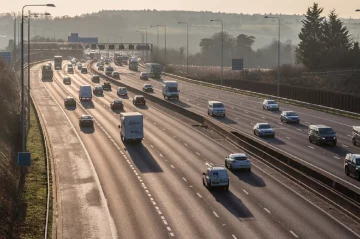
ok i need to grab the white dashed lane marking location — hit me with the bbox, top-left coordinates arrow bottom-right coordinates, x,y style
264,208 -> 271,214
341,144 -> 348,148
290,231 -> 299,238
333,156 -> 340,159
308,146 -> 314,149
213,211 -> 219,217
243,189 -> 249,195
196,152 -> 200,156
296,129 -> 302,132
196,193 -> 202,198
286,137 -> 291,140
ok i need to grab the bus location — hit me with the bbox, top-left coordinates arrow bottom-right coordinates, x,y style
145,63 -> 162,79
54,56 -> 62,70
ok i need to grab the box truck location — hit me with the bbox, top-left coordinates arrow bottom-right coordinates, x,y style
119,112 -> 144,143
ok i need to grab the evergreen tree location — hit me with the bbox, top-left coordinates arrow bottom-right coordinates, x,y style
296,3 -> 324,69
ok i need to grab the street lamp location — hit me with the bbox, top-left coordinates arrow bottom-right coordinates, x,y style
42,27 -> 51,42
265,16 -> 280,97
138,28 -> 148,62
210,19 -> 224,86
150,25 -> 159,55
178,21 -> 189,75
21,3 -> 55,152
156,25 -> 167,68
136,30 -> 145,60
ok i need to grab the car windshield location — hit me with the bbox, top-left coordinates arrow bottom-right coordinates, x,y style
267,100 -> 277,104
213,103 -> 224,108
356,158 -> 360,165
136,96 -> 144,100
286,112 -> 297,116
168,87 -> 178,92
233,156 -> 247,161
142,73 -> 148,75
144,85 -> 152,88
106,67 -> 113,71
259,124 -> 271,129
319,128 -> 335,134
212,170 -> 227,178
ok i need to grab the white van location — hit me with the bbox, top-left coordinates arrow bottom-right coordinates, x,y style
79,85 -> 92,100
208,101 -> 225,117
162,80 -> 179,100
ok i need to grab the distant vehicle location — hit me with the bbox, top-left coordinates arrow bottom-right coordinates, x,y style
225,153 -> 251,171
253,123 -> 275,138
105,66 -> 114,76
119,112 -> 144,143
98,65 -> 104,71
110,99 -> 123,110
81,68 -> 88,74
77,64 -> 83,70
117,87 -> 127,96
41,64 -> 53,80
208,101 -> 225,117
79,85 -> 92,100
308,125 -> 336,146
93,85 -> 103,95
81,59 -> 86,63
143,84 -> 153,93
104,59 -> 109,65
111,71 -> 120,79
67,66 -> 74,74
263,99 -> 279,111
133,95 -> 146,105
352,126 -> 360,146
79,115 -> 94,128
96,61 -> 103,67
102,82 -> 111,90
54,56 -> 62,70
128,57 -> 138,71
140,72 -> 149,80
344,153 -> 360,180
162,81 -> 179,100
145,63 -> 162,79
115,56 -> 123,66
91,75 -> 100,83
280,111 -> 299,124
63,77 -> 71,85
202,166 -> 229,191
64,96 -> 76,107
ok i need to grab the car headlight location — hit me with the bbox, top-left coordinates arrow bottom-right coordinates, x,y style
321,137 -> 325,140
333,137 -> 336,140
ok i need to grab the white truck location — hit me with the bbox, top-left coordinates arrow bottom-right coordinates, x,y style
79,85 -> 92,100
119,112 -> 144,143
162,80 -> 179,100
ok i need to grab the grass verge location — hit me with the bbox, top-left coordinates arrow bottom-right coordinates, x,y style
17,101 -> 52,239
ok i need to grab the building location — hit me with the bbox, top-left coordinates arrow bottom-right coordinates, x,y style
68,33 -> 98,43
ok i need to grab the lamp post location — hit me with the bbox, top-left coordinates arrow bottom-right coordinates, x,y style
210,19 -> 223,86
21,3 -> 55,152
13,14 -> 17,68
178,21 -> 189,75
139,28 -> 148,63
43,27 -> 51,42
156,25 -> 167,69
136,30 -> 145,60
150,25 -> 159,55
265,16 -> 280,97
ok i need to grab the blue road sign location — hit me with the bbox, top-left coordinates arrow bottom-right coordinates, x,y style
0,52 -> 11,65
18,152 -> 31,166
232,59 -> 244,70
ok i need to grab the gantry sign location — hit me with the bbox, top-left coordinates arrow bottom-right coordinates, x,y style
27,42 -> 153,51
89,43 -> 153,51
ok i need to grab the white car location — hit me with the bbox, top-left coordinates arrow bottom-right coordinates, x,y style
208,101 -> 225,117
225,153 -> 251,171
263,99 -> 279,111
253,123 -> 275,137
202,166 -> 229,191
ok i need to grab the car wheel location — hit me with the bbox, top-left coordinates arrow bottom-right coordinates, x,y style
229,163 -> 232,171
224,160 -> 228,168
353,138 -> 357,146
202,178 -> 206,186
225,185 -> 229,191
345,166 -> 350,176
262,105 -> 265,110
208,110 -> 210,115
253,130 -> 256,135
248,168 -> 251,172
332,141 -> 337,146
309,137 -> 312,143
280,117 -> 283,122
207,182 -> 212,191
356,171 -> 360,181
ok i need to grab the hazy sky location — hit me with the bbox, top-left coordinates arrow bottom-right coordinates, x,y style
4,0 -> 360,18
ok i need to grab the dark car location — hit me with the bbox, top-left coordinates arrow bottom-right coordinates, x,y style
102,82 -> 111,90
280,111 -> 300,124
140,72 -> 149,80
308,125 -> 337,146
110,99 -> 123,110
81,68 -> 88,74
352,126 -> 360,146
112,71 -> 120,79
64,96 -> 76,107
93,86 -> 103,95
98,65 -> 104,71
68,67 -> 74,74
63,77 -> 71,85
344,153 -> 360,180
143,84 -> 154,93
79,115 -> 94,127
133,95 -> 146,105
91,75 -> 100,83
77,64 -> 82,70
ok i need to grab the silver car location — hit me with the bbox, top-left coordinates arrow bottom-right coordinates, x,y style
263,99 -> 279,111
225,153 -> 251,171
254,123 -> 275,137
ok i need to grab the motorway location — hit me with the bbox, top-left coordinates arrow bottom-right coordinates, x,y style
104,61 -> 360,191
30,60 -> 360,238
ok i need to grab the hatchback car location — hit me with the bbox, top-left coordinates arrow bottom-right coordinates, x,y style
110,99 -> 124,110
102,82 -> 111,90
308,125 -> 337,146
254,123 -> 275,137
93,86 -> 103,95
143,84 -> 154,92
64,96 -> 76,107
117,87 -> 127,96
91,75 -> 100,83
81,68 -> 88,74
202,166 -> 229,191
63,77 -> 71,85
225,153 -> 251,171
133,95 -> 146,105
280,111 -> 300,124
112,71 -> 120,79
263,99 -> 279,111
79,115 -> 94,127
140,72 -> 149,80
208,101 -> 225,117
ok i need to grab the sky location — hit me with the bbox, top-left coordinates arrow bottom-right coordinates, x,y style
3,0 -> 360,18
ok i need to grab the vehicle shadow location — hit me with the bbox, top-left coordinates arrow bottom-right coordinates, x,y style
80,100 -> 95,109
210,190 -> 254,220
42,78 -> 53,82
134,104 -> 149,110
232,171 -> 266,187
119,95 -> 130,99
94,93 -> 104,97
218,117 -> 238,125
65,105 -> 77,111
320,144 -> 351,156
173,100 -> 191,108
80,126 -> 95,134
124,144 -> 163,173
111,109 -> 123,114
262,137 -> 286,145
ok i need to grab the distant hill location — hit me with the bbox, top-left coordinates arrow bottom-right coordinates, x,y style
1,10 -> 360,53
